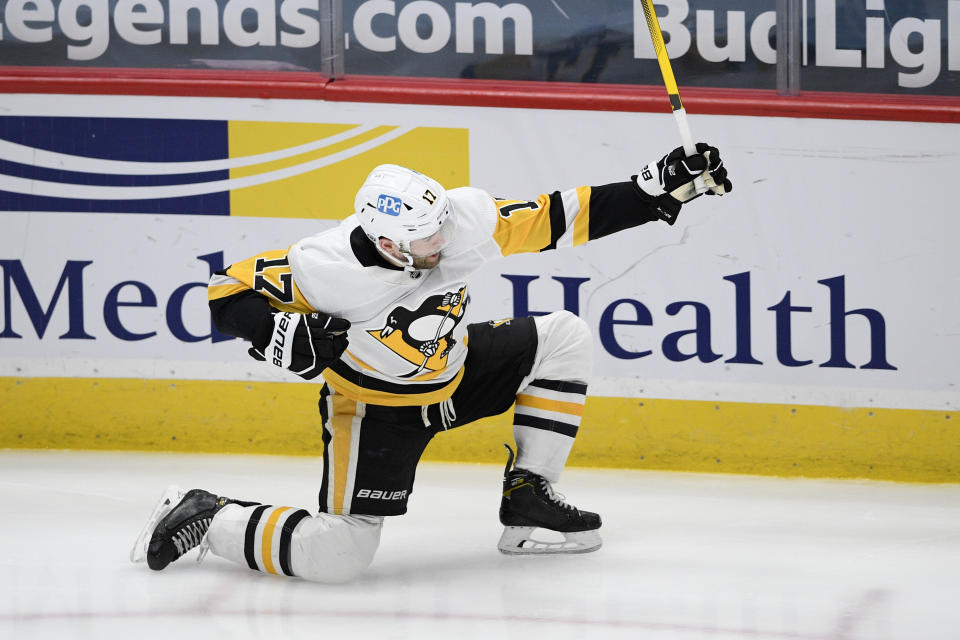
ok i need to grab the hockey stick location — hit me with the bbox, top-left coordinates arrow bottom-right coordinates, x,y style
639,0 -> 709,194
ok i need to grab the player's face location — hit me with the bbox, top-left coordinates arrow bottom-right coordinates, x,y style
408,229 -> 446,269
410,253 -> 441,269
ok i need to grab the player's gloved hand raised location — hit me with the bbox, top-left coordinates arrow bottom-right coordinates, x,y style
633,143 -> 732,225
249,311 -> 350,380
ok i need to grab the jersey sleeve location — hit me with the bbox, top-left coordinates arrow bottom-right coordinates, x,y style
492,181 -> 662,256
208,248 -> 315,343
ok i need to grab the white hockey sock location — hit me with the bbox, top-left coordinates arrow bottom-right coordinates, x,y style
513,311 -> 592,482
207,504 -> 383,583
513,378 -> 587,482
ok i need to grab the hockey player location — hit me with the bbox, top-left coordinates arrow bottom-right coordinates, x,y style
131,144 -> 732,582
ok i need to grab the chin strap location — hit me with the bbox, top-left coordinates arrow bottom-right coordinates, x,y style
396,241 -> 417,271
373,239 -> 416,271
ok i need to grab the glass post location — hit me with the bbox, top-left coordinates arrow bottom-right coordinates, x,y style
776,0 -> 802,95
320,0 -> 345,78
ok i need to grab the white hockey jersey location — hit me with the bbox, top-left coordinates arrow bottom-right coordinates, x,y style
209,180 -> 658,406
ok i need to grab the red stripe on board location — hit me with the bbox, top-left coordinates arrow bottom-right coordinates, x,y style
324,76 -> 960,123
1,67 -> 958,123
0,66 -> 328,100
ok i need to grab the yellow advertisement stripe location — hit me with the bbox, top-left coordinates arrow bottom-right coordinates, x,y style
229,123 -> 469,220
2,377 -> 955,483
260,506 -> 292,575
231,125 -> 399,178
515,393 -> 585,417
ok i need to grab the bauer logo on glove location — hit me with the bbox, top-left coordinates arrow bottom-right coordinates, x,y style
249,311 -> 350,380
271,313 -> 294,367
633,142 -> 733,225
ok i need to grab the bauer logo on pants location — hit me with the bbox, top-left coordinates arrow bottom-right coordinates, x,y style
356,489 -> 408,500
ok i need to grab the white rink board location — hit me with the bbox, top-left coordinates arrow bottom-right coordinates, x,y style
0,93 -> 958,411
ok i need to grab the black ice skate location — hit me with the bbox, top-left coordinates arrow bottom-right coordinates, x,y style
130,486 -> 239,570
498,445 -> 602,555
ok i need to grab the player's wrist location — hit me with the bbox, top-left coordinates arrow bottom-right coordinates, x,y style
251,312 -> 277,351
633,161 -> 665,198
630,175 -> 682,225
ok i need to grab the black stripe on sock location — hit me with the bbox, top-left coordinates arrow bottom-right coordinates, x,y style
278,509 -> 311,577
514,412 -> 579,438
243,505 -> 270,571
529,378 -> 588,395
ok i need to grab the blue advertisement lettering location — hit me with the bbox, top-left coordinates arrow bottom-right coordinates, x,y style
0,259 -> 94,340
1,252 -> 234,345
503,270 -> 897,371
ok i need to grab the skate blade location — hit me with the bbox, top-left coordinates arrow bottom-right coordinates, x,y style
129,485 -> 184,563
497,526 -> 602,555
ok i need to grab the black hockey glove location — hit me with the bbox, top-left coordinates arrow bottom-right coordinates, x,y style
633,143 -> 733,225
249,311 -> 350,380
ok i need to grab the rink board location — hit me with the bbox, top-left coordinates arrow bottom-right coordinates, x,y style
1,376 -> 954,483
0,94 -> 958,482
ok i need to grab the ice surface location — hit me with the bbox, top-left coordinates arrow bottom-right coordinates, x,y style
1,450 -> 958,640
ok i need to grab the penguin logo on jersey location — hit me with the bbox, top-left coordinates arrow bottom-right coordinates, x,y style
368,286 -> 469,378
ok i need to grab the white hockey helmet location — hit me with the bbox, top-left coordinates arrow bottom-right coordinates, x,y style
355,164 -> 452,265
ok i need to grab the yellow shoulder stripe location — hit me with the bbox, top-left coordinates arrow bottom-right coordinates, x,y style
572,186 -> 591,247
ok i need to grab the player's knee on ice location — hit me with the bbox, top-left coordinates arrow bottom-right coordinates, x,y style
530,310 -> 593,383
289,514 -> 383,583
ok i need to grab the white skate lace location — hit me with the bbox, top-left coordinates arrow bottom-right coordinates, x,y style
172,518 -> 211,556
538,477 -> 575,511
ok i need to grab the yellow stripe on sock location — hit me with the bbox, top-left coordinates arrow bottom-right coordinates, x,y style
516,393 -> 585,417
260,506 -> 292,575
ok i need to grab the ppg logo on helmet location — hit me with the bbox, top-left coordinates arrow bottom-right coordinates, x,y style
376,194 -> 403,216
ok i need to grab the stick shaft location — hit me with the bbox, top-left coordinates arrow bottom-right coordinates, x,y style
672,107 -> 698,159
640,0 -> 707,191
